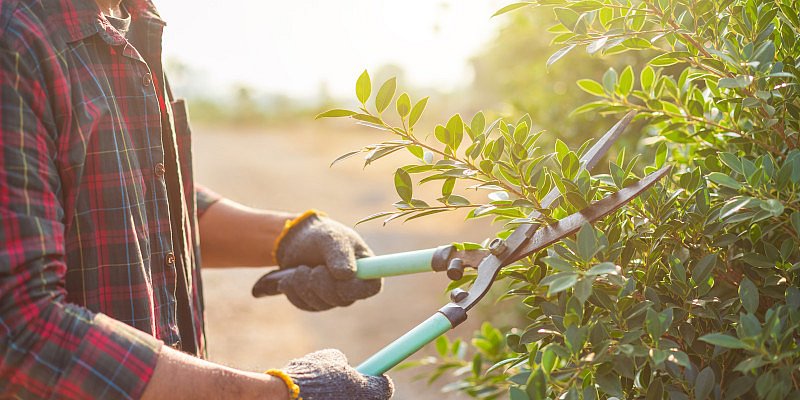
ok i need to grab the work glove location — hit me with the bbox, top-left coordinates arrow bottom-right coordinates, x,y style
273,211 -> 382,311
272,349 -> 394,400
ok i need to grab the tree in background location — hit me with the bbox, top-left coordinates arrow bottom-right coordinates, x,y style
320,0 -> 800,398
470,8 -> 628,141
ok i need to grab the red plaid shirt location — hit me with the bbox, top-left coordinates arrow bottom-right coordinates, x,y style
0,0 -> 221,398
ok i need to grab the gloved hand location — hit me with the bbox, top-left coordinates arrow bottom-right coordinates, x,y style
278,349 -> 393,400
274,211 -> 382,311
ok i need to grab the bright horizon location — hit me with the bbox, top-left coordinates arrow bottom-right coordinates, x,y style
157,0 -> 506,98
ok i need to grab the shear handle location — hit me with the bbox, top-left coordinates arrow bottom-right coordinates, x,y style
251,246 -> 489,297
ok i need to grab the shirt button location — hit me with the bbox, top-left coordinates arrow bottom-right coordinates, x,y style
165,252 -> 176,266
154,162 -> 166,177
142,72 -> 153,87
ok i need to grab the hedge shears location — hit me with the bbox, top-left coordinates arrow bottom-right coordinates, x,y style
252,111 -> 671,376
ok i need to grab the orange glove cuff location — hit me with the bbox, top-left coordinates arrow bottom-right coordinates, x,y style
272,209 -> 326,261
265,369 -> 301,400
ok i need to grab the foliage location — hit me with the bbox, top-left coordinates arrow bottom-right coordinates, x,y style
320,0 -> 800,398
470,8 -> 644,142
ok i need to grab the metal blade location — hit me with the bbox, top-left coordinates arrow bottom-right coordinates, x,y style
456,165 -> 670,311
537,110 -> 637,212
484,111 -> 637,275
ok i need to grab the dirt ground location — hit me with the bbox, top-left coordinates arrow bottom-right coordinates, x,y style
192,120 -> 495,399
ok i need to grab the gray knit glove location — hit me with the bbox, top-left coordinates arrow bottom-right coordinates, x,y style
275,211 -> 382,311
283,349 -> 393,400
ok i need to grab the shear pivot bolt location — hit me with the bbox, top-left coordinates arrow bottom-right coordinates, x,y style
488,238 -> 507,256
447,258 -> 465,281
450,288 -> 469,303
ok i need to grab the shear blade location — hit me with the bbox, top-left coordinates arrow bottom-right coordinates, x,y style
456,165 -> 671,311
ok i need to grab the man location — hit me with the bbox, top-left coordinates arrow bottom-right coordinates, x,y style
0,0 -> 393,398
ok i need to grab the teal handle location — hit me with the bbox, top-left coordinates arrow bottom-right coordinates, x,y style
355,248 -> 437,279
252,248 -> 439,297
356,312 -> 452,376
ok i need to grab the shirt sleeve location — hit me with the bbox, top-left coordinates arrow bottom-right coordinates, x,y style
0,47 -> 162,399
195,184 -> 222,219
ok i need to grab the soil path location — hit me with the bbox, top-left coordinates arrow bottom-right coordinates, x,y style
193,121 -> 494,399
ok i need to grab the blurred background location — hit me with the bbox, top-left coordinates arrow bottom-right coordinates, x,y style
156,1 -> 638,398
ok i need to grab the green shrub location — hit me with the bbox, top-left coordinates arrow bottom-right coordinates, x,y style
321,0 -> 800,398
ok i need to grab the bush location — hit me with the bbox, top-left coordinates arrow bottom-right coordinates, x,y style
321,0 -> 800,398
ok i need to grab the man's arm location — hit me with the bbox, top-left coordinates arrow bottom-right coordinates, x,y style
198,198 -> 296,268
142,346 -> 289,399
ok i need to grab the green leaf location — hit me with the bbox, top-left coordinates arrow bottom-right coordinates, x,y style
330,150 -> 362,167
645,308 -> 663,338
356,70 -> 371,104
470,112 -> 485,140
586,262 -> 618,276
446,195 -> 470,206
719,152 -> 742,173
655,142 -> 667,168
576,223 -> 598,262
543,256 -> 577,273
555,139 -> 570,161
434,125 -> 450,146
574,277 -> 593,303
718,75 -> 754,88
509,387 -> 528,400
602,68 -> 617,94
587,36 -> 608,54
699,333 -> 749,349
792,211 -> 800,236
407,145 -> 424,160
394,168 -> 413,203
640,65 -> 655,91
446,114 -> 464,151
355,211 -> 396,226
694,367 -> 715,400
618,66 -> 634,96
621,37 -> 651,49
692,254 -> 717,284
375,77 -> 397,113
577,79 -> 606,96
759,199 -> 784,217
526,369 -> 547,400
541,346 -> 557,373
547,44 -> 576,67
546,273 -> 578,296
435,335 -> 448,356
596,372 -> 623,397
564,325 -> 586,354
315,109 -> 356,119
408,97 -> 428,128
650,54 -> 680,66
708,172 -> 743,190
739,277 -> 759,314
734,356 -> 769,373
554,7 -> 579,30
441,178 -> 455,197
492,2 -> 533,17
396,93 -> 411,118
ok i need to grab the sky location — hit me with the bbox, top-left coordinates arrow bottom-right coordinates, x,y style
156,1 -> 506,98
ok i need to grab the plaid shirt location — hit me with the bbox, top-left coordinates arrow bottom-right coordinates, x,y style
0,0 -> 221,398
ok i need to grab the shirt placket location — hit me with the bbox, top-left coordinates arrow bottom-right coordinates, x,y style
130,17 -> 199,354
106,16 -> 190,350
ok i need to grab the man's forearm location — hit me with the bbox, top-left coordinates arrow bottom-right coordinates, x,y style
141,346 -> 289,400
198,198 -> 297,268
